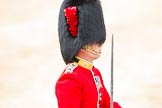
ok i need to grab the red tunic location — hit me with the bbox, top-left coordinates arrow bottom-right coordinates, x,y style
55,61 -> 121,108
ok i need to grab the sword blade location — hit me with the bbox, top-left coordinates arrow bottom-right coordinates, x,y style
110,34 -> 114,108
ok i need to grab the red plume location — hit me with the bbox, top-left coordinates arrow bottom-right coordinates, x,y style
64,6 -> 78,38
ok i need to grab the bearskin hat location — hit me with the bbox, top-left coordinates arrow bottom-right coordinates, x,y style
58,0 -> 106,64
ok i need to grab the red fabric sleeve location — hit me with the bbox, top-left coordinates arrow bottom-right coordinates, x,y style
114,102 -> 122,108
55,74 -> 82,108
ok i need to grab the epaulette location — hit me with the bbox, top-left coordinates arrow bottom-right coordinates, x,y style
64,63 -> 78,74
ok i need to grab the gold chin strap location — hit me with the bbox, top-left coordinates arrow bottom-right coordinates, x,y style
82,45 -> 101,56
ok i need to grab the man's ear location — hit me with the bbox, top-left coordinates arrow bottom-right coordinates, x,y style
80,48 -> 85,52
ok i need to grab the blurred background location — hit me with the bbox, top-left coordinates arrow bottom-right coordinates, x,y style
0,0 -> 162,108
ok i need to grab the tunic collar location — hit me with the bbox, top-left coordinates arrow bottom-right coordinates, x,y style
75,56 -> 93,70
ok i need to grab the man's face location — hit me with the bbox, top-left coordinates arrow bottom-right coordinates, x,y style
82,43 -> 103,60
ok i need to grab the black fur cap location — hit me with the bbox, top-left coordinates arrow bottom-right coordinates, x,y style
58,0 -> 106,64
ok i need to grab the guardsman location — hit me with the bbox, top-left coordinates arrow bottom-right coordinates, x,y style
55,0 -> 122,108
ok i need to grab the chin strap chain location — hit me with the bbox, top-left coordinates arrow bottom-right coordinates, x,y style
82,45 -> 101,56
